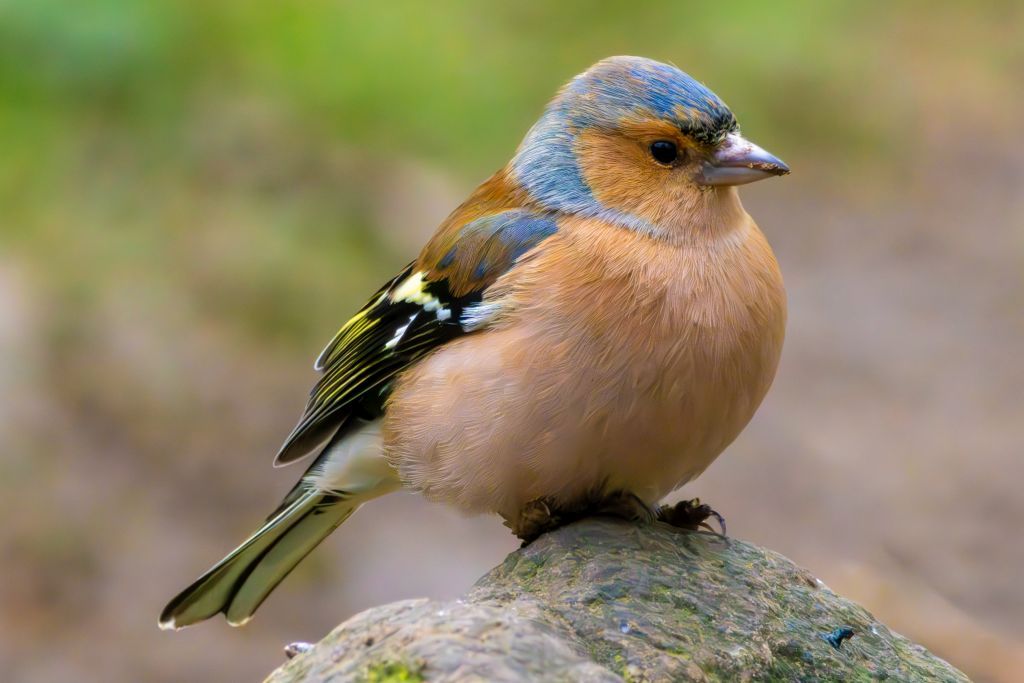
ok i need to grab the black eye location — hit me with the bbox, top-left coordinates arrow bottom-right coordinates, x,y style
649,140 -> 679,165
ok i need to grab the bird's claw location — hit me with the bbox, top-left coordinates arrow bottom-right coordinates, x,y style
512,498 -> 562,545
657,498 -> 727,537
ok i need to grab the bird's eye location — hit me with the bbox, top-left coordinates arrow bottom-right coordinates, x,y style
649,140 -> 679,165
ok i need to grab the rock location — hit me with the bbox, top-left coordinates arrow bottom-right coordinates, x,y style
265,519 -> 970,682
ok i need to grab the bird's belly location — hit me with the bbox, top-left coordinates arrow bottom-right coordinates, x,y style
385,213 -> 786,520
383,313 -> 782,521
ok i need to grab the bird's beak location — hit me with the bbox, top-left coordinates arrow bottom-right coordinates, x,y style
698,133 -> 790,186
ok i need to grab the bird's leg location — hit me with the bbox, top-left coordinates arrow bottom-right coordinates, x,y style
514,489 -> 657,545
656,498 -> 727,536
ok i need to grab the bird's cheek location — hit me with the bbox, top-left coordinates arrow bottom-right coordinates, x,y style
574,129 -> 661,219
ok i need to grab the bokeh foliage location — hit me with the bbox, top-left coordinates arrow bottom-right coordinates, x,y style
3,0 -> 1018,347
1,3 -> 1021,682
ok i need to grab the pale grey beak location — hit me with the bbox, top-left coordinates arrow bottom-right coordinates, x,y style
698,133 -> 790,186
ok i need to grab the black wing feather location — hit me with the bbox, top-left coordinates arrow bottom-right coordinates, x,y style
273,210 -> 560,466
274,269 -> 475,465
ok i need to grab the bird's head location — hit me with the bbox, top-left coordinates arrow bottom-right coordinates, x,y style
511,56 -> 789,236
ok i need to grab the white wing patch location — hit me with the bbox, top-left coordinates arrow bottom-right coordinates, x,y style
384,313 -> 419,350
390,271 -> 452,321
389,271 -> 428,302
460,301 -> 502,332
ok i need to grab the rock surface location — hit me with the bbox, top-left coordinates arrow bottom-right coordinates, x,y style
265,519 -> 969,682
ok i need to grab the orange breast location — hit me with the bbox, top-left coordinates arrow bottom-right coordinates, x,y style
383,208 -> 786,521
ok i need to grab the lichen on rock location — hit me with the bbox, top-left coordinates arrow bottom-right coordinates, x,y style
266,519 -> 970,682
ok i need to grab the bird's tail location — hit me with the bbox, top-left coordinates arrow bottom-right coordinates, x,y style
158,489 -> 358,630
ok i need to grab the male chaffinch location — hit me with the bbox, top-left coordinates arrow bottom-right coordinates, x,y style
160,55 -> 789,629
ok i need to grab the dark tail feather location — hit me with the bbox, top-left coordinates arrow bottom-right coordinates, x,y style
158,490 -> 358,629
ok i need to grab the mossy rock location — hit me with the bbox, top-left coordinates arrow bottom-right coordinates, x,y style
266,519 -> 969,682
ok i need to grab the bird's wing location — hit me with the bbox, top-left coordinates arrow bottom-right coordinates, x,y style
273,209 -> 559,465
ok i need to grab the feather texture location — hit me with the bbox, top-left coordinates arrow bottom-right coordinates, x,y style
162,55 -> 790,629
274,208 -> 560,465
384,200 -> 786,522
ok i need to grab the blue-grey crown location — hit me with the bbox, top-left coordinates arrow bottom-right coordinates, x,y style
512,57 -> 737,226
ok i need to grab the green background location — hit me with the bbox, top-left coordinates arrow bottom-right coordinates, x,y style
1,2 -> 1021,681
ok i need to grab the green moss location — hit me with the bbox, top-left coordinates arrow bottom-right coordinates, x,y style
271,521 -> 969,683
362,660 -> 424,683
513,556 -> 545,581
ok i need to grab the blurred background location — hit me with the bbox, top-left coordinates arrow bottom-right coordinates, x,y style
1,1 -> 1021,681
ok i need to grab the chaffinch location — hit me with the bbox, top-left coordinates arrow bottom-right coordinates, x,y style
161,55 -> 789,629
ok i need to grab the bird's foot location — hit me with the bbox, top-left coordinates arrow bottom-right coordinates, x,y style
657,498 -> 727,536
284,642 -> 314,660
513,498 -> 565,545
514,489 -> 656,545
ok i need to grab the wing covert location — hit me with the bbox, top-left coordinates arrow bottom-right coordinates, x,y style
274,209 -> 559,465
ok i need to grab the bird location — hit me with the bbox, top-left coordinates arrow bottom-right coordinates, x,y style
159,55 -> 789,630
